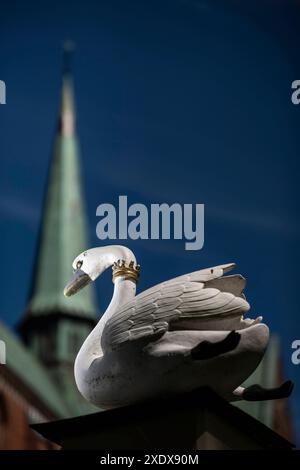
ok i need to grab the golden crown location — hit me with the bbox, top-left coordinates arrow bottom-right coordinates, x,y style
112,259 -> 141,283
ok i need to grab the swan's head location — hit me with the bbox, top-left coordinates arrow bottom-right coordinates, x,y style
64,245 -> 137,297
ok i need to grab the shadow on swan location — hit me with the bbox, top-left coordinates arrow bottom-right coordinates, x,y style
63,245 -> 293,409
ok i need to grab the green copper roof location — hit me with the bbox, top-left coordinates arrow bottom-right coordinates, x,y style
49,363 -> 100,417
234,335 -> 279,427
26,69 -> 97,320
10,52 -> 100,421
0,322 -> 68,418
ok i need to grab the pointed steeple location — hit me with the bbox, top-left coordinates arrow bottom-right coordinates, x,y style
19,47 -> 98,409
23,44 -> 97,322
59,41 -> 76,137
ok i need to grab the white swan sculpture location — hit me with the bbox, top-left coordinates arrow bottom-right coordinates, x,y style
64,245 -> 293,409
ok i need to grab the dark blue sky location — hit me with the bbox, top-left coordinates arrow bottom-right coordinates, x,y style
1,0 -> 300,443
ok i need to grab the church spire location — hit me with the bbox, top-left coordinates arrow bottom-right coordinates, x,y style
59,41 -> 75,137
20,47 -> 97,383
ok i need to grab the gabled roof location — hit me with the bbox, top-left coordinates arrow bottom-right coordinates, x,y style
0,322 -> 68,418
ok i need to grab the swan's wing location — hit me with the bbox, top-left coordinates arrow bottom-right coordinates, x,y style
102,264 -> 250,352
162,263 -> 236,285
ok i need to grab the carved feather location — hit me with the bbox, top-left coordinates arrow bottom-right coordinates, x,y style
103,264 -> 249,352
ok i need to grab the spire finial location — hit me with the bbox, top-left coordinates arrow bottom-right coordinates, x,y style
63,40 -> 75,75
59,40 -> 76,136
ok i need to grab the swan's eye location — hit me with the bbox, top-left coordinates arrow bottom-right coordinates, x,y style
76,260 -> 83,269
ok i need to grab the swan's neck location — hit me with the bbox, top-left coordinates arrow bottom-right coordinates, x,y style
100,277 -> 136,332
75,277 -> 136,373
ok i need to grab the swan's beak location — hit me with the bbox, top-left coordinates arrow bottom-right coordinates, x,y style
64,269 -> 92,297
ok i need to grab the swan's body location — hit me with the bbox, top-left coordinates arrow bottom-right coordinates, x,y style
64,245 -> 292,408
